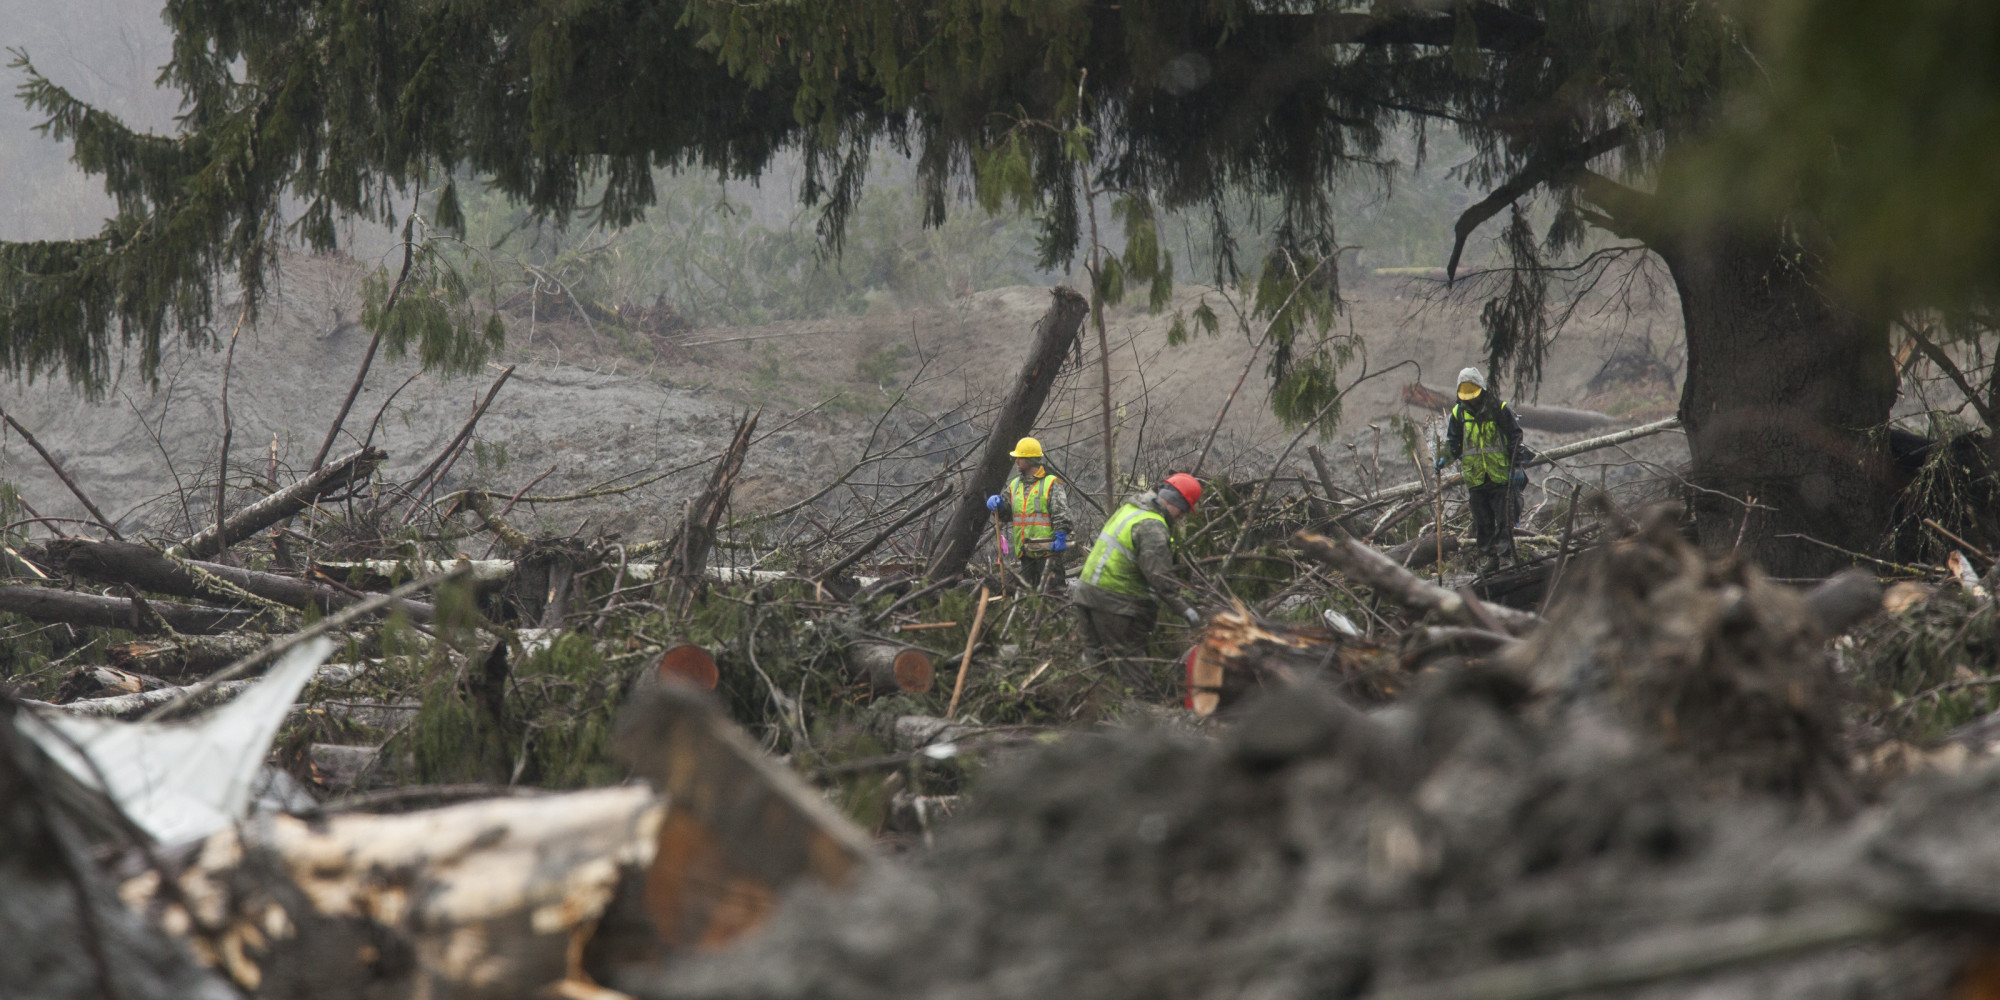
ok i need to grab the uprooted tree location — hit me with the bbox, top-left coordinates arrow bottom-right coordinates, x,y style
0,0 -> 1964,574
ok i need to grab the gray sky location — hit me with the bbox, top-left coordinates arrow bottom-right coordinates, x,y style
1,0 -> 179,241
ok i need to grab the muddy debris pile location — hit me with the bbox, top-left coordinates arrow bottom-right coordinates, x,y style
3,277 -> 1995,1000
624,513 -> 2000,1000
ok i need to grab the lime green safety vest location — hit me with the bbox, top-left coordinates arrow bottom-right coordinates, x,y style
1007,472 -> 1058,557
1081,503 -> 1166,598
1452,400 -> 1513,487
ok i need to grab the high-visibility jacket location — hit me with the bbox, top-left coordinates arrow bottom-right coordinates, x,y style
1081,503 -> 1167,598
1007,473 -> 1058,557
1450,400 -> 1516,487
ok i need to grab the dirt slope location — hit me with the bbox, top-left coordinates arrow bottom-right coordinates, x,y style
0,253 -> 1689,544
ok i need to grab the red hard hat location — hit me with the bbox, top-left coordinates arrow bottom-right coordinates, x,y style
1163,473 -> 1203,510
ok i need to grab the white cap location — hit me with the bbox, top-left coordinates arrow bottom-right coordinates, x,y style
1456,367 -> 1488,391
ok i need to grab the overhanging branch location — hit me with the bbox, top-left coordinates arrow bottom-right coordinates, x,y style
1446,125 -> 1638,283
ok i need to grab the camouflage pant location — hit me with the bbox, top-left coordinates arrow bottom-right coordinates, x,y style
1075,602 -> 1159,687
1017,553 -> 1063,592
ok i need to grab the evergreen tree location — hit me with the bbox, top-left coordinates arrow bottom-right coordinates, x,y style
0,0 -> 1941,571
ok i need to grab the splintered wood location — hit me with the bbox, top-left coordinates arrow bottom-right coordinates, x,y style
123,787 -> 662,999
1186,608 -> 1398,715
612,684 -> 876,951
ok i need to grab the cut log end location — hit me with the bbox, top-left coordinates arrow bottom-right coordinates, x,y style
1187,608 -> 1399,715
892,649 -> 935,694
849,642 -> 935,695
656,644 -> 720,691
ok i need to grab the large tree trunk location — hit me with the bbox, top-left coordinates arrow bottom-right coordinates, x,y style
927,286 -> 1089,580
1659,229 -> 1897,577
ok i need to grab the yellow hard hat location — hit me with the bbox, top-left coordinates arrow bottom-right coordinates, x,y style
1010,436 -> 1044,459
1457,381 -> 1483,400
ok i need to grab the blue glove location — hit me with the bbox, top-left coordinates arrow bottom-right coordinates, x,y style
986,494 -> 1003,512
1433,456 -> 1447,473
1050,531 -> 1068,552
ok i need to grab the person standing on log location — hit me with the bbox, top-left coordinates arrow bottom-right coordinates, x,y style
1434,366 -> 1523,576
985,437 -> 1073,591
1071,473 -> 1203,686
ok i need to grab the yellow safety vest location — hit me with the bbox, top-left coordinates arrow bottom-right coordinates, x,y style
1452,400 -> 1513,487
1007,473 -> 1058,557
1081,503 -> 1165,598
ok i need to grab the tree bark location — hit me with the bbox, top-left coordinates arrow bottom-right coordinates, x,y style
847,642 -> 935,695
928,286 -> 1089,580
661,409 -> 758,592
109,630 -> 377,680
1188,609 -> 1399,715
47,538 -> 435,622
1658,229 -> 1897,576
169,446 -> 385,560
0,586 -> 255,634
129,785 -> 660,998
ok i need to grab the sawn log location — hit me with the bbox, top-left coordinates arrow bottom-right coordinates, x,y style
125,785 -> 662,998
847,642 -> 936,695
1186,608 -> 1397,715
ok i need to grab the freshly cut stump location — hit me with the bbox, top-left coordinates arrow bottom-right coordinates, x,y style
1187,609 -> 1396,715
850,643 -> 934,694
656,644 -> 720,691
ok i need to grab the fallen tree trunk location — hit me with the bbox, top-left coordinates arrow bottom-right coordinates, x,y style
1360,417 -> 1683,510
929,286 -> 1089,580
1401,382 -> 1622,433
1385,529 -> 1460,569
314,559 -> 820,588
128,785 -> 662,998
48,538 -> 435,622
847,642 -> 936,695
31,663 -> 369,720
0,586 -> 256,634
108,630 -> 377,680
1186,609 -> 1397,715
1290,529 -> 1541,636
168,446 -> 384,560
315,558 -> 520,588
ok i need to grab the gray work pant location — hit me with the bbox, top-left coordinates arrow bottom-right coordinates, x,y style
1469,484 -> 1516,564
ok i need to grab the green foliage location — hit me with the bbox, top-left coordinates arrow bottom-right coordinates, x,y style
3,0 -> 1753,418
511,633 -> 627,788
1479,207 -> 1550,398
1853,589 -> 2000,742
1677,0 -> 2000,313
361,226 -> 504,376
854,342 -> 913,389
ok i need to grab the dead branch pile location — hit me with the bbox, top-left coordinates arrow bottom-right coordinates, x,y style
607,512 -> 2000,1000
14,284 -> 2000,999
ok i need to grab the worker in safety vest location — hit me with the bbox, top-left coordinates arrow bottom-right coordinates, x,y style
1071,473 -> 1203,685
1433,366 -> 1524,575
985,437 -> 1073,590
